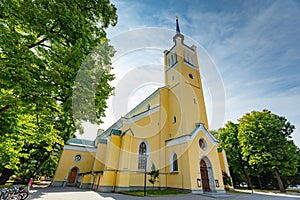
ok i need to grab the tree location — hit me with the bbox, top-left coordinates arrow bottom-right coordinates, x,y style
148,163 -> 159,189
238,109 -> 299,192
222,171 -> 232,190
218,122 -> 250,188
0,0 -> 117,184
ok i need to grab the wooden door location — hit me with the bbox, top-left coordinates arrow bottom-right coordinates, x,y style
68,168 -> 77,183
200,160 -> 210,192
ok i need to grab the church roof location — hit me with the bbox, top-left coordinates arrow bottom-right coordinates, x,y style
66,138 -> 95,147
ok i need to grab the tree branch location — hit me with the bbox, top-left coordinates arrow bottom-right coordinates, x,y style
40,43 -> 52,49
28,37 -> 48,49
0,105 -> 11,115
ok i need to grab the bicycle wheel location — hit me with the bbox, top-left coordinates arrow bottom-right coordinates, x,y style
19,191 -> 29,200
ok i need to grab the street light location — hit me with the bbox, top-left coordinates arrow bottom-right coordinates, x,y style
143,153 -> 148,196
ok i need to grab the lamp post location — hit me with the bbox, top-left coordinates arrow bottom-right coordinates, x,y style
143,153 -> 148,196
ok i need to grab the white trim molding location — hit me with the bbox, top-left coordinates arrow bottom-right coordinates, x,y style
166,123 -> 218,147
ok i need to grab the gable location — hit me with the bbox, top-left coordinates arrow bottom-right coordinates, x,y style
166,123 -> 218,147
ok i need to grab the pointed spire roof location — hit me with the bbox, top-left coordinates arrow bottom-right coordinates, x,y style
173,16 -> 184,43
176,16 -> 180,33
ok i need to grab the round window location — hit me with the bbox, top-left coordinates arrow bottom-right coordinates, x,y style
199,138 -> 207,150
74,154 -> 82,162
189,73 -> 194,79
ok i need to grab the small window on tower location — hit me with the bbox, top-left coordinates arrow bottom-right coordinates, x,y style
172,75 -> 174,80
193,98 -> 197,104
173,116 -> 177,123
189,73 -> 194,79
168,58 -> 170,67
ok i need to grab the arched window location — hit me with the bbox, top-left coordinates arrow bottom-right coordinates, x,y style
138,142 -> 147,169
173,153 -> 178,171
173,116 -> 177,123
170,152 -> 178,172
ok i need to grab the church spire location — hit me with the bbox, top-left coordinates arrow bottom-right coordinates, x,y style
176,16 -> 180,33
173,16 -> 184,43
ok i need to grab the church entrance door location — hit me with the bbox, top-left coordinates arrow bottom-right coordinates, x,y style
68,167 -> 78,184
200,160 -> 210,192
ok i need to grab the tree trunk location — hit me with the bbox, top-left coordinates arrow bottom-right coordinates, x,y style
238,154 -> 251,190
0,168 -> 14,185
257,175 -> 263,190
274,168 -> 285,192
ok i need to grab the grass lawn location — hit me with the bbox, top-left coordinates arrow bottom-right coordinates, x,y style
123,190 -> 187,196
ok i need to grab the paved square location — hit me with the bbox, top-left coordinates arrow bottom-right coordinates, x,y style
28,187 -> 300,200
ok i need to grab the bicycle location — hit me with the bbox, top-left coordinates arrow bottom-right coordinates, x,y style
0,185 -> 29,200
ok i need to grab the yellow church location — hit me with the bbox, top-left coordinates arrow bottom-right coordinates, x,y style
52,18 -> 231,194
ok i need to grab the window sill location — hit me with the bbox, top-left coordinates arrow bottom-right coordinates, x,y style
170,171 -> 179,174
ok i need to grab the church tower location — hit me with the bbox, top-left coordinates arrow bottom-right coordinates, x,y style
164,17 -> 209,137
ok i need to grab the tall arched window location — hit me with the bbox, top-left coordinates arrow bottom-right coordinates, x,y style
170,152 -> 178,172
173,153 -> 178,171
138,142 -> 147,169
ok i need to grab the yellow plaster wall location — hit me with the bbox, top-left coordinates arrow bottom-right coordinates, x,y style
99,134 -> 122,187
166,143 -> 192,189
117,133 -> 132,171
100,171 -> 117,186
123,108 -> 161,139
158,88 -> 170,142
168,89 -> 181,136
105,134 -> 121,170
93,143 -> 107,171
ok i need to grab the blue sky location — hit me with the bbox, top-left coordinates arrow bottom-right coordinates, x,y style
81,0 -> 300,146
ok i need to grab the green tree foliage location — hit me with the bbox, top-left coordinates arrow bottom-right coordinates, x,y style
0,0 -> 117,184
148,163 -> 159,189
238,109 -> 298,192
222,171 -> 232,190
218,122 -> 248,187
218,110 -> 299,192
